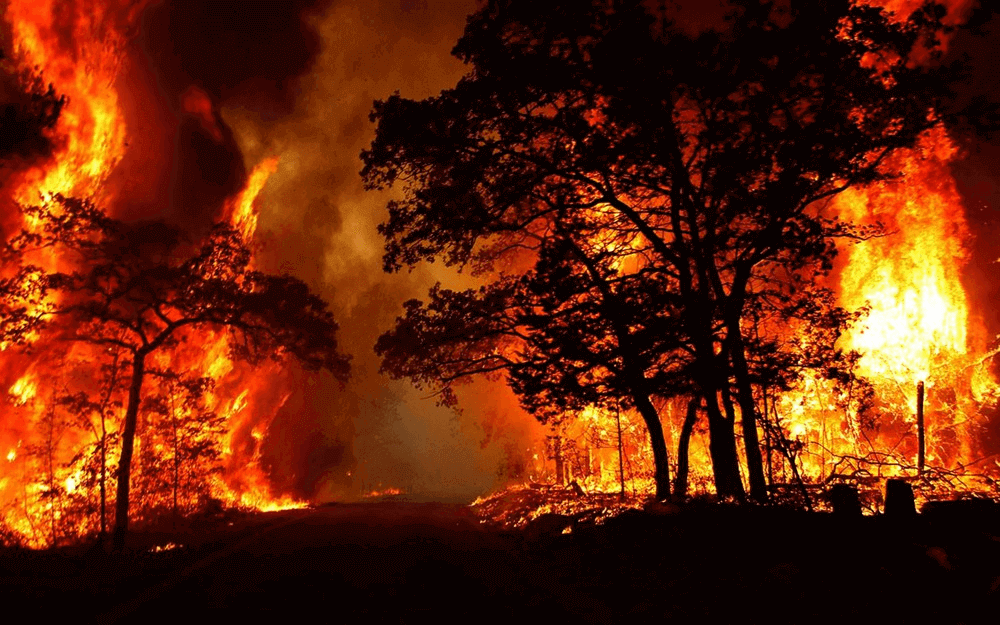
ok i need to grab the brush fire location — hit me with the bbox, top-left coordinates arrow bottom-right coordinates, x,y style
1,0 -> 999,573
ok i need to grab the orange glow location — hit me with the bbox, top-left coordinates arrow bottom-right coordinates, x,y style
4,0 -> 136,208
363,487 -> 405,498
8,374 -> 37,406
181,86 -> 224,143
225,156 -> 280,241
0,5 -> 303,548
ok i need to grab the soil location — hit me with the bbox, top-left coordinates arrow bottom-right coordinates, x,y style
2,499 -> 999,623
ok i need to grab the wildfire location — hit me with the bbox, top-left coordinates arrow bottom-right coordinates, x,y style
0,3 -> 306,548
837,128 -> 970,384
363,487 -> 405,499
4,0 -> 137,207
225,156 -> 281,241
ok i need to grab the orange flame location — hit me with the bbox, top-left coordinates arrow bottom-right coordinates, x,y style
225,156 -> 280,241
0,4 -> 303,547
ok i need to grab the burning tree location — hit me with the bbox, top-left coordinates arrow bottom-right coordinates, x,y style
364,0 -> 975,501
0,48 -> 65,163
1,196 -> 350,548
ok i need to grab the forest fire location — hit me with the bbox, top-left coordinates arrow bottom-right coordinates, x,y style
2,0 -> 999,555
4,1 -> 1000,622
0,2 -> 320,548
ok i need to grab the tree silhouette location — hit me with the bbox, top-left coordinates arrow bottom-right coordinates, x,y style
0,48 -> 65,162
2,195 -> 350,549
364,0 -> 963,500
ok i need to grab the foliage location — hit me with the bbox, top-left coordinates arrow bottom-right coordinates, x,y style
364,0 -> 960,499
1,194 -> 350,547
0,48 -> 65,161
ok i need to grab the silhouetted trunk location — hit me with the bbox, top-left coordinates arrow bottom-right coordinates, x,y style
916,380 -> 925,476
113,350 -> 145,551
615,403 -> 626,502
43,405 -> 58,547
552,435 -> 564,485
704,390 -> 745,500
694,334 -> 745,500
673,396 -> 699,498
632,391 -> 671,501
726,313 -> 768,502
99,417 -> 107,538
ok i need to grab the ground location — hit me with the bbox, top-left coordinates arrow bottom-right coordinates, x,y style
2,498 -> 1000,623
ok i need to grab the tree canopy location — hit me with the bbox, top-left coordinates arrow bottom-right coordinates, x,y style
364,0 -> 967,500
2,195 -> 350,547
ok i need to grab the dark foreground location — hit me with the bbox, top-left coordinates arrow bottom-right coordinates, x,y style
2,501 -> 1000,623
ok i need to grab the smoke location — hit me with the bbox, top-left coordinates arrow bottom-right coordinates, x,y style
122,0 -> 1000,499
111,0 -> 537,502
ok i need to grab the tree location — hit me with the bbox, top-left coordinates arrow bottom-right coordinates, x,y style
0,48 -> 65,162
364,0 -> 961,500
60,352 -> 126,540
131,371 -> 225,524
2,195 -> 350,549
376,238 -> 693,500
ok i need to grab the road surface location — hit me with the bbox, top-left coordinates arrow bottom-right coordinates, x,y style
4,501 -> 999,623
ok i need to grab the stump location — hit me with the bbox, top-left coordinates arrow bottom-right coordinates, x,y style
827,484 -> 861,516
884,479 -> 916,517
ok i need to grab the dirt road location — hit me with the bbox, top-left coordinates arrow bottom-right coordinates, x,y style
5,501 -> 1000,623
96,501 -> 598,623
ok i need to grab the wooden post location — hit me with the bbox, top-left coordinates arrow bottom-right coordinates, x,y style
553,436 -> 564,485
917,381 -> 925,477
615,403 -> 626,502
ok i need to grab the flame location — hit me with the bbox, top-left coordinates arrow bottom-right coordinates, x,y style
8,374 -> 38,406
225,156 -> 280,241
363,487 -> 405,498
0,6 -> 303,547
4,0 -> 137,207
837,128 -> 969,384
765,125 -> 999,497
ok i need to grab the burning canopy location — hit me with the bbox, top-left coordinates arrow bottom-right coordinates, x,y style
0,0 -> 352,548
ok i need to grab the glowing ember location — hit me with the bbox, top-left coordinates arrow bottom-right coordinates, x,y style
363,487 -> 405,499
148,541 -> 181,553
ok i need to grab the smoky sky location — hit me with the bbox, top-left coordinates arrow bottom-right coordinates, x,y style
117,0 -> 523,501
138,0 -> 335,119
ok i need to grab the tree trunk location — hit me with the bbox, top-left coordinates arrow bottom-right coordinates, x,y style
704,390 -> 745,500
615,403 -> 626,502
99,421 -> 106,539
727,317 -> 768,502
170,386 -> 179,523
632,392 -> 671,501
112,351 -> 145,551
674,396 -> 699,498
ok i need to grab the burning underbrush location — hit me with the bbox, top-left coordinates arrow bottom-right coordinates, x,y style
472,475 -> 1000,536
471,483 -> 643,530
